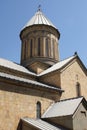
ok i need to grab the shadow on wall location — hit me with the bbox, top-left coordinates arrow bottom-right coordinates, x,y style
17,120 -> 22,130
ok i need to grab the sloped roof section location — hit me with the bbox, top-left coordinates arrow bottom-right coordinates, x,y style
38,55 -> 76,76
22,118 -> 66,130
23,9 -> 56,29
42,97 -> 83,118
0,72 -> 63,92
0,58 -> 36,75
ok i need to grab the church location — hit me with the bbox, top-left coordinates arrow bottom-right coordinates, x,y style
0,8 -> 87,130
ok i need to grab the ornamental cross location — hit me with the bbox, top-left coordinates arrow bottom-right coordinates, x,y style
38,5 -> 41,11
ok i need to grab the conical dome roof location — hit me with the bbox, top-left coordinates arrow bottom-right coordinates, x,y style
23,9 -> 56,29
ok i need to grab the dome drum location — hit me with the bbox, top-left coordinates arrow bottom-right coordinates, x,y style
20,25 -> 59,67
20,25 -> 60,40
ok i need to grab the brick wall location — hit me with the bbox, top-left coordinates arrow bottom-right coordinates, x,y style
0,81 -> 56,130
61,60 -> 87,100
39,71 -> 61,88
73,103 -> 87,130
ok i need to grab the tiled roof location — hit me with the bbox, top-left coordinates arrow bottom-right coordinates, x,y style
0,58 -> 36,75
0,72 -> 63,92
22,118 -> 66,130
42,97 -> 83,118
23,9 -> 56,29
38,55 -> 76,76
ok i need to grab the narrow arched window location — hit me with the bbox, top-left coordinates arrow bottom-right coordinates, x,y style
45,38 -> 49,57
37,38 -> 40,56
36,101 -> 41,119
30,39 -> 32,57
24,40 -> 27,59
76,82 -> 81,97
51,39 -> 54,58
21,41 -> 25,60
52,39 -> 55,58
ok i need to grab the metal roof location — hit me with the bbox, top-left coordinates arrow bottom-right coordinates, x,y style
38,55 -> 76,76
0,55 -> 76,78
0,72 -> 63,92
0,55 -> 76,77
0,58 -> 36,76
22,118 -> 66,130
42,97 -> 83,118
23,9 -> 56,29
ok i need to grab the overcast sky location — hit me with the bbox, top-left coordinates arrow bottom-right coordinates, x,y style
0,0 -> 87,66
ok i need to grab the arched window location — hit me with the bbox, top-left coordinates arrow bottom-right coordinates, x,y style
36,101 -> 41,119
50,39 -> 53,58
76,82 -> 81,97
45,38 -> 49,57
37,38 -> 40,56
30,39 -> 32,57
24,40 -> 27,59
52,39 -> 55,58
21,41 -> 25,60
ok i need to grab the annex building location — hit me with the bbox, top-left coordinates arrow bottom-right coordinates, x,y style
0,8 -> 87,130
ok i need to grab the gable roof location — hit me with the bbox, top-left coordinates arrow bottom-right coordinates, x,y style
38,54 -> 87,76
22,118 -> 66,130
0,58 -> 36,76
42,97 -> 85,118
0,72 -> 63,92
38,55 -> 75,76
0,54 -> 86,78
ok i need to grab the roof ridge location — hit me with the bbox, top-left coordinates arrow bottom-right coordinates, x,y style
0,58 -> 36,75
59,55 -> 76,62
0,57 -> 17,64
59,96 -> 83,103
0,71 -> 63,92
38,55 -> 75,76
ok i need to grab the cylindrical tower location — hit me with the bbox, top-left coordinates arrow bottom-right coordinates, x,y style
20,9 -> 60,73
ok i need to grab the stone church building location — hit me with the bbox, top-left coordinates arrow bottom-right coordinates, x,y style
0,8 -> 87,130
